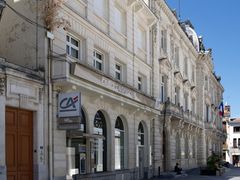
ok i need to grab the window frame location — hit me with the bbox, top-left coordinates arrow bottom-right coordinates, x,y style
137,75 -> 142,91
66,34 -> 80,59
93,0 -> 107,19
113,4 -> 126,35
137,26 -> 146,51
234,126 -> 240,133
161,29 -> 167,53
115,117 -> 125,170
115,63 -> 122,81
160,76 -> 165,103
93,49 -> 104,71
175,46 -> 179,68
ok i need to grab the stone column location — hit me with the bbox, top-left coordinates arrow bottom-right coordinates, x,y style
152,116 -> 163,175
163,116 -> 172,171
197,129 -> 206,166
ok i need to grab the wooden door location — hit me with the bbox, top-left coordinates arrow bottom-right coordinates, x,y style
6,107 -> 33,180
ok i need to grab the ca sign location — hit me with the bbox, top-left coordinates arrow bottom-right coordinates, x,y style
58,92 -> 81,118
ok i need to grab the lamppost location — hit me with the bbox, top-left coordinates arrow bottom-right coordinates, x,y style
0,0 -> 6,21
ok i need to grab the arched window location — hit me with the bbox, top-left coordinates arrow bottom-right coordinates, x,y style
115,117 -> 124,170
93,111 -> 106,172
67,108 -> 87,174
138,122 -> 144,146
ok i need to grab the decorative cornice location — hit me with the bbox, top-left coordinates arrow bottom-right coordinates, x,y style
155,0 -> 198,57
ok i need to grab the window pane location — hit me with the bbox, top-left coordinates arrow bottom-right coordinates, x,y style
96,61 -> 102,70
93,0 -> 105,17
71,38 -> 79,47
66,45 -> 70,55
71,48 -> 78,59
96,53 -> 102,60
116,64 -> 121,71
116,72 -> 121,80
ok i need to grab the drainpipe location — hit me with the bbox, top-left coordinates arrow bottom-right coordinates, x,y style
47,32 -> 53,180
163,97 -> 170,171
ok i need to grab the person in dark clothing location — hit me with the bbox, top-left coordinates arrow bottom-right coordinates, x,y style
174,163 -> 182,174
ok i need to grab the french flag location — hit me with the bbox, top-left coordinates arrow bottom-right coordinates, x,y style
219,102 -> 224,117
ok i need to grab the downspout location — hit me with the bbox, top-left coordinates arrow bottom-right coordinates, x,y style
47,34 -> 53,180
163,97 -> 170,171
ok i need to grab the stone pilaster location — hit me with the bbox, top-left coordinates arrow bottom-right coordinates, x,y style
0,75 -> 6,180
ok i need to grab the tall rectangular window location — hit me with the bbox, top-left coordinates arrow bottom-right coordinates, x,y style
192,65 -> 195,83
175,47 -> 179,68
170,38 -> 174,61
184,93 -> 188,111
93,0 -> 106,19
161,30 -> 167,53
238,138 -> 240,147
233,138 -> 237,148
115,63 -> 122,81
174,87 -> 180,105
160,76 -> 165,103
192,99 -> 196,114
114,5 -> 126,34
184,57 -> 188,78
66,35 -> 79,59
138,76 -> 142,91
93,50 -> 104,71
204,75 -> 209,91
205,104 -> 210,122
137,27 -> 146,50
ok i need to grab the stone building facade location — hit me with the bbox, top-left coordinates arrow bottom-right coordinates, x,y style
0,0 -> 225,180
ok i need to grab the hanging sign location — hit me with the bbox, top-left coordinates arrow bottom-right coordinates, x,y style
58,92 -> 81,118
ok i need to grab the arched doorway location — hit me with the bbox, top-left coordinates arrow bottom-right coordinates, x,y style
115,116 -> 125,170
138,122 -> 145,179
93,111 -> 107,172
66,108 -> 87,175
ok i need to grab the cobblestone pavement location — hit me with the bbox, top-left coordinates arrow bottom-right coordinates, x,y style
151,167 -> 240,180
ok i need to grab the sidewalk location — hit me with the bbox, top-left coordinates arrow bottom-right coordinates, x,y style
150,167 -> 239,180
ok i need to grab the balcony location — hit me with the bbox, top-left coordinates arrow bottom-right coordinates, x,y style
162,101 -> 202,127
230,147 -> 240,154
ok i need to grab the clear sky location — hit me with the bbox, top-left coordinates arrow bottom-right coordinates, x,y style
166,0 -> 240,118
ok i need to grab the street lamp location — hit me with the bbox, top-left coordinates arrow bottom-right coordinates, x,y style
0,0 -> 6,21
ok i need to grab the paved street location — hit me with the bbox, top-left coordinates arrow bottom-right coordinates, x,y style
152,167 -> 240,180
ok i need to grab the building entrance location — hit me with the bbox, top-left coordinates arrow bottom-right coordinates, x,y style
6,107 -> 33,180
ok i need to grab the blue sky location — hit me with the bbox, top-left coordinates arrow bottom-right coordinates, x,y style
166,0 -> 240,118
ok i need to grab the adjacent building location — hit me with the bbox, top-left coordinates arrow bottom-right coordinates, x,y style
0,0 -> 225,180
223,105 -> 240,166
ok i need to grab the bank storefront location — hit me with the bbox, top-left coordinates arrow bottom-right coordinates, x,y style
52,62 -> 160,180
